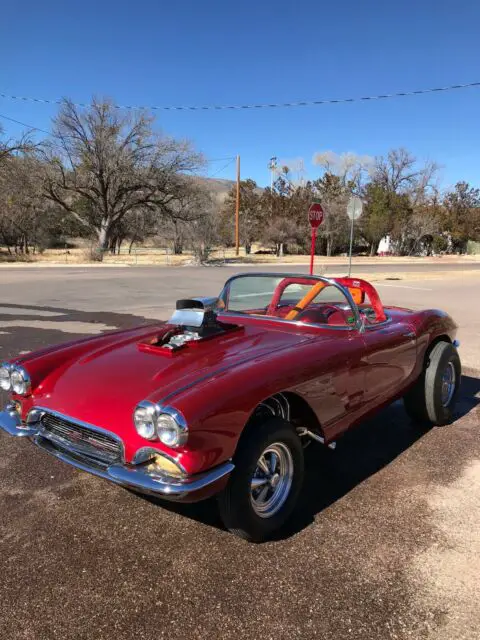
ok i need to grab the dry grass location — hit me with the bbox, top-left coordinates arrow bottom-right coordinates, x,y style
1,245 -> 480,267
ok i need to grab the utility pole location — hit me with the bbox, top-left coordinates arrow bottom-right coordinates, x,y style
235,155 -> 240,256
268,156 -> 277,190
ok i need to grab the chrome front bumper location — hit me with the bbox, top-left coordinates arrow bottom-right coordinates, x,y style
0,407 -> 234,502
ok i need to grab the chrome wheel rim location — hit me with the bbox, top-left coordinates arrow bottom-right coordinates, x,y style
441,361 -> 456,407
250,442 -> 293,518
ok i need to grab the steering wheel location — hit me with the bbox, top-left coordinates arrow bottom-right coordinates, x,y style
296,304 -> 341,323
283,281 -> 326,320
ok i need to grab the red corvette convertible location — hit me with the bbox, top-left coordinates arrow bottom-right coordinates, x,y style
0,273 -> 461,541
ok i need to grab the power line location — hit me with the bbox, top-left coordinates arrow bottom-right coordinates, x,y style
208,158 -> 235,178
0,113 -> 51,136
1,81 -> 479,112
208,156 -> 236,162
0,113 -> 238,169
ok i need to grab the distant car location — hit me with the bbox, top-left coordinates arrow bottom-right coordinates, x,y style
0,273 -> 461,541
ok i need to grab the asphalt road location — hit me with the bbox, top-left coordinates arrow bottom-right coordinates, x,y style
0,265 -> 479,640
1,264 -> 479,367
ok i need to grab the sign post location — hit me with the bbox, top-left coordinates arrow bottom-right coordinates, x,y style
346,196 -> 363,277
308,201 -> 324,275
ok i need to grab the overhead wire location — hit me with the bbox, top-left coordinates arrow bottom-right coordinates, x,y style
0,81 -> 479,112
208,158 -> 236,178
0,112 -> 51,136
0,114 -> 236,169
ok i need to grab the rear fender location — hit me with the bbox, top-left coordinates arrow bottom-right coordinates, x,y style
409,310 -> 457,379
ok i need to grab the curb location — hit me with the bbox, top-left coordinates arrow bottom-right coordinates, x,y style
0,263 -> 130,268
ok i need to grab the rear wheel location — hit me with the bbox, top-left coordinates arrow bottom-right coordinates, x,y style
217,418 -> 304,542
404,341 -> 461,425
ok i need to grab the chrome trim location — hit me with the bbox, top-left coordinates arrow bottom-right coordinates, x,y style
133,400 -> 158,440
219,273 -> 362,331
132,446 -> 188,475
169,309 -> 205,328
192,296 -> 224,311
132,446 -> 165,465
133,401 -> 188,448
34,434 -> 234,500
169,297 -> 224,328
441,361 -> 456,407
0,406 -> 38,437
258,393 -> 290,422
0,361 -> 13,391
158,405 -> 188,447
0,403 -> 232,500
31,406 -> 125,463
10,364 -> 32,396
219,310 -> 356,332
297,427 -> 337,450
0,362 -> 32,395
26,408 -> 45,424
250,442 -> 293,518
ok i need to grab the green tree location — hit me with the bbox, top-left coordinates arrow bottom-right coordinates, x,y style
359,183 -> 391,255
443,182 -> 480,252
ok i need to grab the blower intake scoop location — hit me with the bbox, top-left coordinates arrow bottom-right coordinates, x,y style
168,297 -> 225,337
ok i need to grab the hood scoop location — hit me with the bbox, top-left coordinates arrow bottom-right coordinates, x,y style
138,297 -> 237,356
169,297 -> 225,333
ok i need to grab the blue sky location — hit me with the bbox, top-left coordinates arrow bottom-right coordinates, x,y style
1,0 -> 479,188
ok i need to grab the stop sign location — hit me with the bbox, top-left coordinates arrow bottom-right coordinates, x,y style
308,202 -> 324,228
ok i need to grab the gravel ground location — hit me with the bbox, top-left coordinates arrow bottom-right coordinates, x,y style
0,268 -> 479,640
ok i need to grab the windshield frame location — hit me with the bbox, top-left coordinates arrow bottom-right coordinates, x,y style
219,273 -> 362,331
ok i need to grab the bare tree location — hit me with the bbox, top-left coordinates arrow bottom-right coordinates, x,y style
0,126 -> 35,165
313,150 -> 373,189
41,98 -> 204,259
373,148 -> 439,199
0,154 -> 50,254
220,179 -> 263,253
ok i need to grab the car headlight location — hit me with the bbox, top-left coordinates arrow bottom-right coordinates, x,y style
133,403 -> 157,440
157,412 -> 188,447
10,366 -> 31,396
133,402 -> 188,447
0,364 -> 31,395
0,364 -> 11,391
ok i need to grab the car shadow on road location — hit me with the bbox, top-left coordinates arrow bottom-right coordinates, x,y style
0,302 -> 157,404
150,373 -> 480,540
0,302 -> 156,357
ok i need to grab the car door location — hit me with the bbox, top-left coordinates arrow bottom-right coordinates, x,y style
292,329 -> 367,437
361,319 -> 417,406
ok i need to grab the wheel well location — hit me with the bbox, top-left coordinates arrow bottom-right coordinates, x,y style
236,391 -> 323,453
425,334 -> 451,366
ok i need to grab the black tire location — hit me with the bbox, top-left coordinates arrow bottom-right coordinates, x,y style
217,418 -> 304,542
404,341 -> 461,426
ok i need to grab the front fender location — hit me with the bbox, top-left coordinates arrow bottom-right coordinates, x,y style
169,338 -> 339,474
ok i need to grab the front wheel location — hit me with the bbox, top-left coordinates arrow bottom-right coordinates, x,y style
217,418 -> 304,542
404,341 -> 461,425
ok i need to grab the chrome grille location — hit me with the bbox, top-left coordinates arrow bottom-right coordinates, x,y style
39,412 -> 122,466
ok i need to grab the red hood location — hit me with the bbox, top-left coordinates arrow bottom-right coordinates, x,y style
30,323 -> 312,445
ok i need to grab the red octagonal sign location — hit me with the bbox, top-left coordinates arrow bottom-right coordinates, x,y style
308,202 -> 324,228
